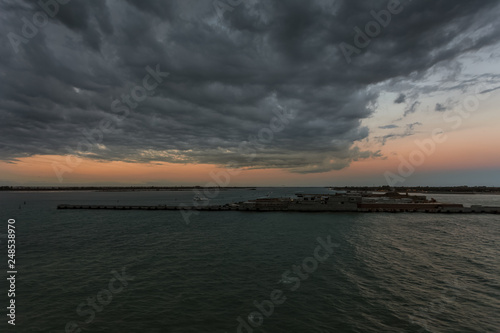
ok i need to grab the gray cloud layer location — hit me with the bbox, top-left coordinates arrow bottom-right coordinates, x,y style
1,0 -> 500,173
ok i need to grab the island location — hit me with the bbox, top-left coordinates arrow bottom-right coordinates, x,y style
58,191 -> 500,214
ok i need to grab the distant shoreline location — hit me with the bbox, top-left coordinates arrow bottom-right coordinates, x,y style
415,191 -> 500,195
0,186 -> 255,192
330,187 -> 500,195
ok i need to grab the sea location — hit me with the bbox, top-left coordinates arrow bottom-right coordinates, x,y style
0,188 -> 499,333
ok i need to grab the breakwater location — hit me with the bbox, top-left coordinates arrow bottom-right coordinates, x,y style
57,204 -> 500,214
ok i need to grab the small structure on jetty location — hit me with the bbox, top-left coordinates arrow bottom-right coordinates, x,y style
57,192 -> 500,214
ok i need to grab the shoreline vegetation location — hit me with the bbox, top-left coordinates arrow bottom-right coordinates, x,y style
0,185 -> 499,194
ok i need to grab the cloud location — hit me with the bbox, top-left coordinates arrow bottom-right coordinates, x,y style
376,122 -> 422,145
394,93 -> 406,104
435,103 -> 447,112
407,122 -> 422,131
479,85 -> 500,95
1,0 -> 500,173
404,101 -> 421,117
379,124 -> 399,129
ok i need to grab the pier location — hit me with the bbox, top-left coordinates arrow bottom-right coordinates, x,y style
57,204 -> 233,211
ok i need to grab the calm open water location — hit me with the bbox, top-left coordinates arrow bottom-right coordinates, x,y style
0,188 -> 499,332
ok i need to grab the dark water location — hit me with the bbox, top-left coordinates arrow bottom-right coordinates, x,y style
0,188 -> 499,332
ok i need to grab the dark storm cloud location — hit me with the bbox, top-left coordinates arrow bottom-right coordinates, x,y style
1,0 -> 500,173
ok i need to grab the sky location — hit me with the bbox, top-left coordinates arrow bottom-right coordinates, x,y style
1,0 -> 500,187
